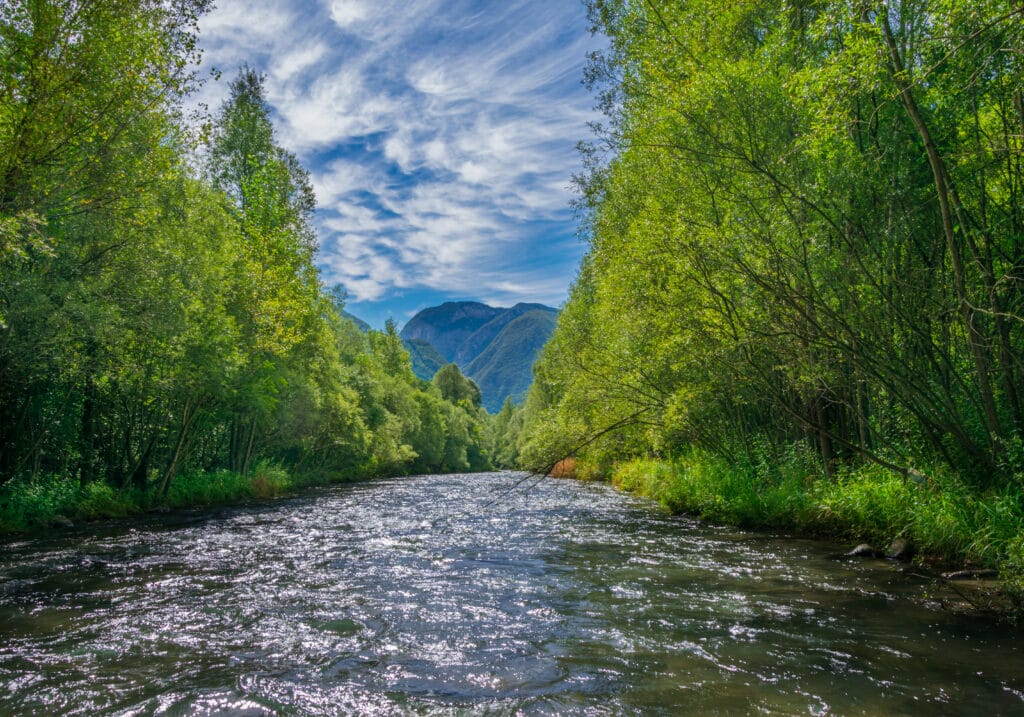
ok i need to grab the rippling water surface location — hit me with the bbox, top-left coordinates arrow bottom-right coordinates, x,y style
2,472 -> 1023,715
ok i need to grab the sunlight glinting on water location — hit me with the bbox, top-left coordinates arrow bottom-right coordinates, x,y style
1,472 -> 1023,715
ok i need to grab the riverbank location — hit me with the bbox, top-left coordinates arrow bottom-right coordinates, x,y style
0,463 -> 363,534
592,453 -> 1024,617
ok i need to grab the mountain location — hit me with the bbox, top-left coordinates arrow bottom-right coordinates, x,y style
340,310 -> 370,332
464,309 -> 559,412
399,302 -> 503,362
399,301 -> 558,411
404,338 -> 446,380
453,302 -> 555,365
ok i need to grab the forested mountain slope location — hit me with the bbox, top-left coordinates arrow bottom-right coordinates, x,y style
404,338 -> 447,381
465,310 -> 558,412
399,302 -> 503,361
400,301 -> 558,411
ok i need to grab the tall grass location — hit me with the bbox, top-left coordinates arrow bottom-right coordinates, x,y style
0,461 -> 301,533
610,450 -> 1024,578
165,461 -> 292,508
0,475 -> 140,532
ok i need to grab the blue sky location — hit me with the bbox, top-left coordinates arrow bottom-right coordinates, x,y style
194,0 -> 602,329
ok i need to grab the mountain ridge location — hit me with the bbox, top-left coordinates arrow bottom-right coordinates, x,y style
464,309 -> 558,412
398,300 -> 558,412
400,301 -> 503,362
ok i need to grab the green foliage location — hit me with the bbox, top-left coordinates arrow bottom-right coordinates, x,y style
433,363 -> 482,408
0,473 -> 138,531
165,462 -> 292,507
487,398 -> 524,468
510,0 -> 1024,592
0,475 -> 81,532
613,450 -> 820,531
0,3 -> 491,530
613,453 -> 1024,576
464,310 -> 557,412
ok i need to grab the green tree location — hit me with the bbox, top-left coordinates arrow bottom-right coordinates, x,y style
204,67 -> 321,479
520,0 -> 1024,489
432,363 -> 482,409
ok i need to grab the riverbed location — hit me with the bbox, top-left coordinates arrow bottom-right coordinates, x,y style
1,472 -> 1021,715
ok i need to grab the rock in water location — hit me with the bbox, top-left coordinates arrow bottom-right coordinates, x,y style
886,538 -> 915,561
941,568 -> 998,580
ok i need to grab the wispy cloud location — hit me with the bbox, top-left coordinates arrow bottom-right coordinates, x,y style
196,0 -> 600,326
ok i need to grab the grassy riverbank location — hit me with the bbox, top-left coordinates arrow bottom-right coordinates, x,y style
0,463 -> 350,534
601,452 -> 1024,608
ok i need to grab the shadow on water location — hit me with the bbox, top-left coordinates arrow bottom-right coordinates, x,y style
1,472 -> 1022,715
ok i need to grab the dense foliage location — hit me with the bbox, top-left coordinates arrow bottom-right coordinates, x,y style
0,0 -> 490,528
404,337 -> 447,381
516,0 -> 1024,578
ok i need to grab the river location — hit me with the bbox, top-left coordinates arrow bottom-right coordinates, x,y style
1,472 -> 1022,715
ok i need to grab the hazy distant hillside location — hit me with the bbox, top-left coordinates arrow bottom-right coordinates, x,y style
399,301 -> 558,410
404,338 -> 446,381
400,302 -> 503,361
340,310 -> 370,332
465,310 -> 558,412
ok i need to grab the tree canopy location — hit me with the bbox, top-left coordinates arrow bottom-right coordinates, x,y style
519,0 -> 1024,489
0,1 -> 492,503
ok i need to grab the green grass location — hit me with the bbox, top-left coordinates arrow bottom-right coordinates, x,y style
164,462 -> 293,508
0,461 -> 343,534
612,450 -> 820,531
0,474 -> 146,532
609,450 -> 1024,582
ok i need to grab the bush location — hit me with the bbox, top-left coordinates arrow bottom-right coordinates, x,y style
0,475 -> 77,531
165,462 -> 293,508
0,475 -> 142,531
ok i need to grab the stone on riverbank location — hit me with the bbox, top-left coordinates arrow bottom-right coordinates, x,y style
886,538 -> 915,561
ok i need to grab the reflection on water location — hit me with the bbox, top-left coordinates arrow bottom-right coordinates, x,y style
0,472 -> 1021,715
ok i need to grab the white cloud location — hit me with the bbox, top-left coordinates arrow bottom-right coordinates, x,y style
195,0 -> 602,310
277,43 -> 329,82
328,0 -> 370,28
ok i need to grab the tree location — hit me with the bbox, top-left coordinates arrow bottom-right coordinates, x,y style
0,0 -> 211,485
205,66 -> 321,478
519,0 -> 1024,488
433,363 -> 482,408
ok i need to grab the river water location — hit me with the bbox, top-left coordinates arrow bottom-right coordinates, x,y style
1,472 -> 1022,715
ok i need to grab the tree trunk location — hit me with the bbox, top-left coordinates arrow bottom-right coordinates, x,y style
79,373 -> 97,487
241,421 -> 257,476
878,13 -> 1003,448
159,398 -> 201,498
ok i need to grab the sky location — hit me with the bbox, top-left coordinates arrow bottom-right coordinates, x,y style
193,0 -> 603,329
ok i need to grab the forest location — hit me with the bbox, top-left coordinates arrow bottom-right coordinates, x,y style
5,4 -> 1024,711
0,0 -> 492,530
5,0 -> 1024,605
507,0 -> 1024,596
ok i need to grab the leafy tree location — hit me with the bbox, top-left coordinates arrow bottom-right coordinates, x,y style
204,67 -> 321,478
0,2 -> 492,509
519,0 -> 1024,489
433,363 -> 482,409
